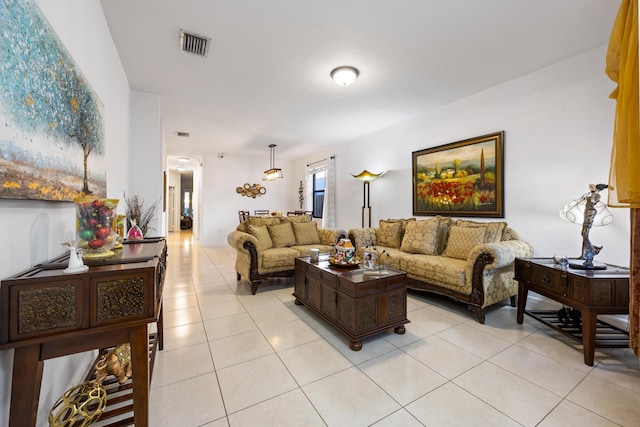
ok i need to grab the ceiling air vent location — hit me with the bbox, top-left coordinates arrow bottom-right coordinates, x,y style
177,131 -> 190,137
179,30 -> 211,57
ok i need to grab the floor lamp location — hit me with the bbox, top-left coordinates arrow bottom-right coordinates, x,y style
351,170 -> 385,227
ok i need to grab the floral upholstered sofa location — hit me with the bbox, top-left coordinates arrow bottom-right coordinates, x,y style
348,217 -> 533,323
228,215 -> 346,294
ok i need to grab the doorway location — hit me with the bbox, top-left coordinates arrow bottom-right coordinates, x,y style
180,172 -> 193,230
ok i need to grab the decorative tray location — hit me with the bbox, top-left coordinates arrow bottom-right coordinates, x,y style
328,259 -> 360,268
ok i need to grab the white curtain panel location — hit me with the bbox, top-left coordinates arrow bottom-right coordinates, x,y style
323,156 -> 336,229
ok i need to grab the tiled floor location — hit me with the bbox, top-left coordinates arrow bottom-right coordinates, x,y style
150,231 -> 640,426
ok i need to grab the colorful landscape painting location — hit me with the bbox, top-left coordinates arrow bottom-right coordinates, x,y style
0,0 -> 106,201
412,132 -> 504,217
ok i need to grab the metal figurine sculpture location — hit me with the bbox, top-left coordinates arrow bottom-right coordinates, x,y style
573,183 -> 609,270
298,180 -> 304,209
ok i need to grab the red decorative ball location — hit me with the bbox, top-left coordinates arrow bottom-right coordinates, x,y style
95,227 -> 110,239
88,238 -> 105,249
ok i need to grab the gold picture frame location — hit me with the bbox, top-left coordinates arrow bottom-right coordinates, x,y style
412,131 -> 504,217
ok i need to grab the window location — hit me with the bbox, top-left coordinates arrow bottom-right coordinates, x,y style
312,170 -> 326,218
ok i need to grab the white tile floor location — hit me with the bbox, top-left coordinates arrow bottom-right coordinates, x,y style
149,231 -> 640,427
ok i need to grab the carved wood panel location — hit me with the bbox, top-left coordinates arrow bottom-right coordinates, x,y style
18,284 -> 78,334
96,277 -> 145,321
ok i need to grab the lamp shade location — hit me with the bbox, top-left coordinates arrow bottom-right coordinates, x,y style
559,196 -> 613,226
331,66 -> 359,86
263,144 -> 283,181
351,170 -> 385,181
263,168 -> 283,181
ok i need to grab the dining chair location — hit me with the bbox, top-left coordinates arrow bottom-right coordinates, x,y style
238,210 -> 249,223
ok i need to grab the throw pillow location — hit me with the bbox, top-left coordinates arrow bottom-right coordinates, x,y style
454,219 -> 506,243
293,222 -> 320,245
247,215 -> 282,228
379,218 -> 416,247
268,222 -> 297,247
248,225 -> 273,251
400,218 -> 440,255
443,225 -> 487,260
284,215 -> 311,224
436,216 -> 453,255
378,220 -> 403,248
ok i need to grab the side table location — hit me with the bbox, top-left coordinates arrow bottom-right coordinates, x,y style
514,257 -> 629,366
0,238 -> 166,426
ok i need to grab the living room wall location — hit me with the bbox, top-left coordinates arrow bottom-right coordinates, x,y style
294,45 -> 631,267
199,152 -> 296,246
0,1 -> 132,424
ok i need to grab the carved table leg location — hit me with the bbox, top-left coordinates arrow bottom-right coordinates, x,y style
394,325 -> 406,334
9,344 -> 43,427
130,324 -> 150,426
582,309 -> 596,366
349,340 -> 363,351
516,281 -> 528,324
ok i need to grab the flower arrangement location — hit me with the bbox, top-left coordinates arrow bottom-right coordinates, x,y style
124,193 -> 160,237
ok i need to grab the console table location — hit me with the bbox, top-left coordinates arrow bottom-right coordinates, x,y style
293,255 -> 409,351
0,238 -> 167,427
514,257 -> 629,366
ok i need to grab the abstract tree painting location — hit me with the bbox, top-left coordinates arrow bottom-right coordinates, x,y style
0,0 -> 106,201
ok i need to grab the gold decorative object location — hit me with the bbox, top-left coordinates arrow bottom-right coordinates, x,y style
48,381 -> 107,427
95,342 -> 132,384
236,183 -> 266,198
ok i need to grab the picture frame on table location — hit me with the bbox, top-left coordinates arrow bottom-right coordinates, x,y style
363,251 -> 376,269
412,131 -> 504,217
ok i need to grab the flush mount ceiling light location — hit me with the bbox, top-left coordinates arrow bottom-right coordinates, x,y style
178,157 -> 190,163
263,144 -> 283,181
331,66 -> 359,86
176,166 -> 186,172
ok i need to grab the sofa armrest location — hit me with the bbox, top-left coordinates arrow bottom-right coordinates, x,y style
318,228 -> 347,246
227,230 -> 259,254
460,239 -> 534,318
348,228 -> 378,256
467,240 -> 534,271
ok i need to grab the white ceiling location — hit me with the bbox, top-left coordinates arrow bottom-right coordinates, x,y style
99,0 -> 619,170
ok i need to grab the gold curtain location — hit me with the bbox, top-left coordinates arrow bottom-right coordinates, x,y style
605,0 -> 639,358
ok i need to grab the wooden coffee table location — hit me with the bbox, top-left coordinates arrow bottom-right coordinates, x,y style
293,255 -> 409,351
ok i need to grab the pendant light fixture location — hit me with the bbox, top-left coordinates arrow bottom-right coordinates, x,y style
263,144 -> 283,181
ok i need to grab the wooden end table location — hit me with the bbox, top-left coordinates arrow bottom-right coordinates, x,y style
0,239 -> 167,426
293,255 -> 409,351
514,257 -> 629,366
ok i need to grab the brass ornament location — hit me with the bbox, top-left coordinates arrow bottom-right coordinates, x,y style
236,183 -> 266,198
95,342 -> 132,384
48,381 -> 107,427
